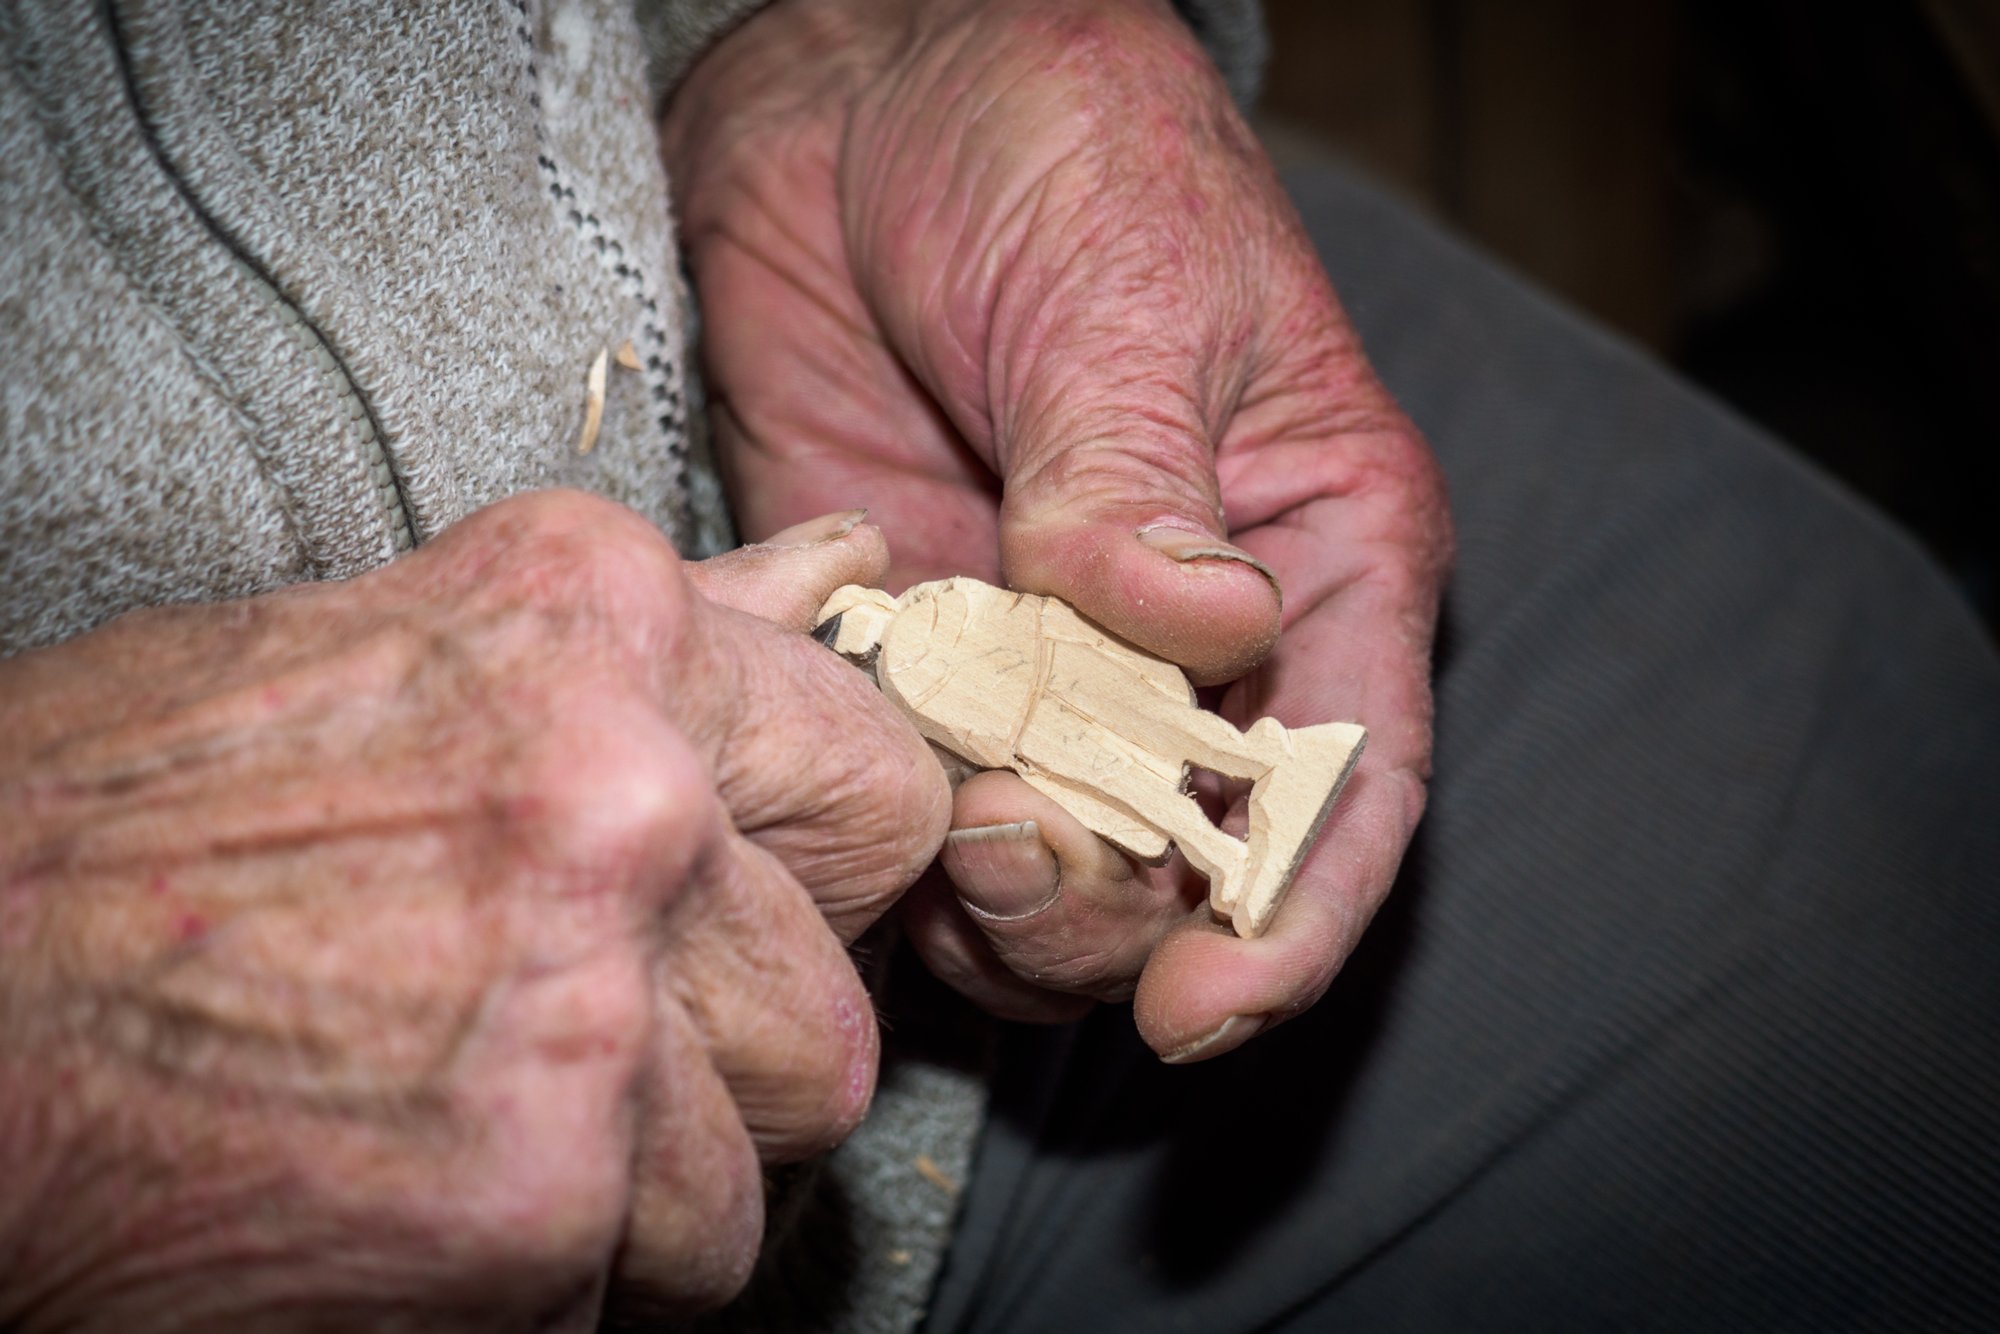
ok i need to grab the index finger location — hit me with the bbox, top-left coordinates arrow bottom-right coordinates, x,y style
671,548 -> 954,937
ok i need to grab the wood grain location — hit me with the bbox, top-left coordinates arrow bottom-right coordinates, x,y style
818,578 -> 1365,937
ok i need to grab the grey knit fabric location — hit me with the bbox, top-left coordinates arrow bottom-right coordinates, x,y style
0,0 -> 730,655
637,0 -> 768,104
0,0 -> 401,651
684,936 -> 996,1334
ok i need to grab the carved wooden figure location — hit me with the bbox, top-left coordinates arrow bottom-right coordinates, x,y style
815,577 -> 1366,938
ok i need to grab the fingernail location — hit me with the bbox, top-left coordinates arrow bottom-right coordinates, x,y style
764,508 -> 868,547
1135,524 -> 1281,601
1160,1013 -> 1269,1065
945,820 -> 1061,920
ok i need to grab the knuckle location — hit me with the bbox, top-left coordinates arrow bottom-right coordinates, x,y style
507,697 -> 715,900
450,1164 -> 625,1299
468,490 -> 689,625
814,972 -> 881,1146
752,963 -> 879,1160
614,1171 -> 764,1322
872,737 -> 955,887
1352,427 -> 1451,532
793,640 -> 953,881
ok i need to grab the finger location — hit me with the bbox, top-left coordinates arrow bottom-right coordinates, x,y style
1123,420 -> 1441,1059
439,944 -> 654,1325
997,444 -> 1284,687
979,190 -> 1287,685
469,704 -> 769,1314
1131,565 -> 1436,1062
899,867 -> 1097,1025
1103,285 -> 1445,1056
928,771 -> 1187,1002
723,420 -> 1003,594
671,601 -> 953,936
666,102 -> 1003,591
838,11 -> 1285,684
615,997 -> 764,1317
683,512 -> 891,629
655,830 -> 880,1163
1133,759 -> 1427,1064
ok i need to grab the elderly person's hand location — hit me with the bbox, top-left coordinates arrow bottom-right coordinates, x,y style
0,492 -> 949,1328
663,0 -> 1450,1061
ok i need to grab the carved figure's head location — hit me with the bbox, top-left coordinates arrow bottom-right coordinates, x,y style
812,585 -> 900,664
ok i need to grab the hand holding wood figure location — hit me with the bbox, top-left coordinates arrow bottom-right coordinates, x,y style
816,577 -> 1365,938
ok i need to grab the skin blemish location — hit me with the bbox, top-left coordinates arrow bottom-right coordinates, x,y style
833,994 -> 875,1111
0,898 -> 31,950
148,874 -> 171,896
504,793 -> 547,822
848,1045 -> 872,1108
176,913 -> 208,943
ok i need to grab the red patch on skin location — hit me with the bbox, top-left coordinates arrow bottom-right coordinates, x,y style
849,1050 -> 872,1110
0,892 -> 29,949
833,994 -> 875,1112
176,913 -> 208,942
148,874 -> 171,896
261,686 -> 286,709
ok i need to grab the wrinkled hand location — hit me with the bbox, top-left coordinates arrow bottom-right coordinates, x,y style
664,0 -> 1450,1060
0,492 -> 949,1329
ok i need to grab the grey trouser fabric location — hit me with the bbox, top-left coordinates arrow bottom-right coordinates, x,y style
922,165 -> 2000,1332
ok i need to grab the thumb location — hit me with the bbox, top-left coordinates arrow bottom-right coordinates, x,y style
997,421 -> 1282,688
685,510 -> 891,631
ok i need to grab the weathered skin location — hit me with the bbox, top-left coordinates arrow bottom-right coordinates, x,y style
0,0 -> 1454,1320
665,0 -> 1451,1056
0,494 -> 949,1329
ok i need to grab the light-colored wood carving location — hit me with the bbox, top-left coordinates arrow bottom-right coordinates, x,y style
816,577 -> 1366,938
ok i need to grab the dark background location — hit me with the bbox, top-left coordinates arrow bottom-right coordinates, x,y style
1255,0 -> 2000,630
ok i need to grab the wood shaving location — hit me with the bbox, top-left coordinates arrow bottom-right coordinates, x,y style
913,1153 -> 960,1196
577,345 -> 608,454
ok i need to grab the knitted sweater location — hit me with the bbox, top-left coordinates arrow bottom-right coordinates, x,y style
0,2 -> 1264,1327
